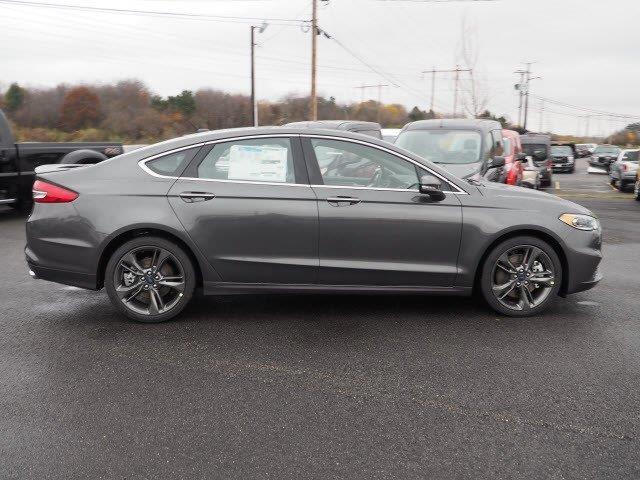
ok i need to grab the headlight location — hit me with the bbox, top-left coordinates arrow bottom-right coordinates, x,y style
559,213 -> 600,231
568,156 -> 574,162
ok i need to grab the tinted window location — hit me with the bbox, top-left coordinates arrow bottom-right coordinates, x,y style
146,147 -> 200,176
311,138 -> 419,189
197,138 -> 295,184
395,129 -> 482,165
522,144 -> 548,157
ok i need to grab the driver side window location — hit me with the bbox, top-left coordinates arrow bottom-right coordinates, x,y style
310,138 -> 419,189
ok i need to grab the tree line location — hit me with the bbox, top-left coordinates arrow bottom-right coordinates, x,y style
1,80 -> 437,143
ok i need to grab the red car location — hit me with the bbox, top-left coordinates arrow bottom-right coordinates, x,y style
502,129 -> 525,186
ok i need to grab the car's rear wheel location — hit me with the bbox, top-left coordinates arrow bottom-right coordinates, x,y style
480,236 -> 562,317
105,236 -> 196,323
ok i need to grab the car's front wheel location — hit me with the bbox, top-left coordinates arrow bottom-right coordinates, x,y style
480,236 -> 562,317
105,236 -> 196,323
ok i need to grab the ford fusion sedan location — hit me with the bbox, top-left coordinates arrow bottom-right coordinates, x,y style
394,119 -> 506,183
26,127 -> 602,323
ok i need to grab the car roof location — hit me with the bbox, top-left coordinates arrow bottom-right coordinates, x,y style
283,120 -> 381,131
520,133 -> 551,145
402,118 -> 502,132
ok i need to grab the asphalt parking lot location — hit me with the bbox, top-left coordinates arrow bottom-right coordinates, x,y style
1,159 -> 639,479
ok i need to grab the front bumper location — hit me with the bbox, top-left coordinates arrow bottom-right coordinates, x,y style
561,227 -> 603,295
552,163 -> 574,172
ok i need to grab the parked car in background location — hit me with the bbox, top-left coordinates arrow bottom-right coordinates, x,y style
502,129 -> 525,186
394,119 -> 506,183
576,143 -> 596,157
588,144 -> 621,172
520,134 -> 552,187
609,149 -> 639,191
283,120 -> 382,139
25,126 -> 602,322
0,109 -> 123,210
381,128 -> 402,143
521,156 -> 542,189
550,143 -> 576,173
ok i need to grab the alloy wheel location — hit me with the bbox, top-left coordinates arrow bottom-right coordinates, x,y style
113,246 -> 186,316
491,245 -> 556,312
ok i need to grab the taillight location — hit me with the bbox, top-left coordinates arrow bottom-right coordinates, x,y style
622,164 -> 627,172
32,180 -> 78,203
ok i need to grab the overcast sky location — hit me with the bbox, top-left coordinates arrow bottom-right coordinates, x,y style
2,0 -> 639,135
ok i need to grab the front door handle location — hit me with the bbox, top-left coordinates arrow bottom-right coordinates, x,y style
326,196 -> 361,207
179,192 -> 216,203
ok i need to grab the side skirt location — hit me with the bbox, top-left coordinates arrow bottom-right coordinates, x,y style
204,281 -> 472,296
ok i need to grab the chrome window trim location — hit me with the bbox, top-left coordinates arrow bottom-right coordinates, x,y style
137,133 -> 469,194
301,134 -> 469,195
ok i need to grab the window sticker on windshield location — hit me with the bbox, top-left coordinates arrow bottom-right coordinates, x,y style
227,144 -> 288,182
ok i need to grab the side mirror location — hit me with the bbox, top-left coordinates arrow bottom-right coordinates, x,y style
515,153 -> 526,162
418,174 -> 446,201
488,156 -> 505,168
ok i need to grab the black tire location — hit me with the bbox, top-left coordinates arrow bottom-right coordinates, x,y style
618,180 -> 627,192
479,236 -> 562,317
105,236 -> 196,323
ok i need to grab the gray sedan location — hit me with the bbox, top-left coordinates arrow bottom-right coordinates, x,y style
25,127 -> 602,322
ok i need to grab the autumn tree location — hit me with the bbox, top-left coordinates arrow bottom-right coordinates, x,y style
60,86 -> 100,130
4,83 -> 25,113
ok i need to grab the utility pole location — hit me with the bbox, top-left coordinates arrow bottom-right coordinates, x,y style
250,23 -> 268,127
522,62 -> 540,131
354,84 -> 389,123
421,66 -> 470,117
310,0 -> 318,120
514,69 -> 526,126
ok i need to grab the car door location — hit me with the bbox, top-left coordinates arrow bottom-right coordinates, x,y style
167,135 -> 319,285
302,136 -> 463,287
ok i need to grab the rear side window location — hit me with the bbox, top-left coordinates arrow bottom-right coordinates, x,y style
145,147 -> 200,176
197,138 -> 295,184
622,151 -> 639,163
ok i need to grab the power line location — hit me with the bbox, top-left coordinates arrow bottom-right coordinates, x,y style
529,94 -> 640,120
0,0 -> 308,25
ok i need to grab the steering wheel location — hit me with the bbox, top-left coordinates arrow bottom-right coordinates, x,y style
367,166 -> 383,187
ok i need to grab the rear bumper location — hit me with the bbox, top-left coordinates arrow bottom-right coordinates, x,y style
26,246 -> 98,290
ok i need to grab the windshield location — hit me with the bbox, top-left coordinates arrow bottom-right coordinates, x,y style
395,129 -> 482,164
621,151 -> 639,162
594,146 -> 620,154
551,146 -> 573,155
522,144 -> 547,157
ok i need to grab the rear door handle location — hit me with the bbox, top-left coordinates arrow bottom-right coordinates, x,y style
326,196 -> 361,206
179,192 -> 216,203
